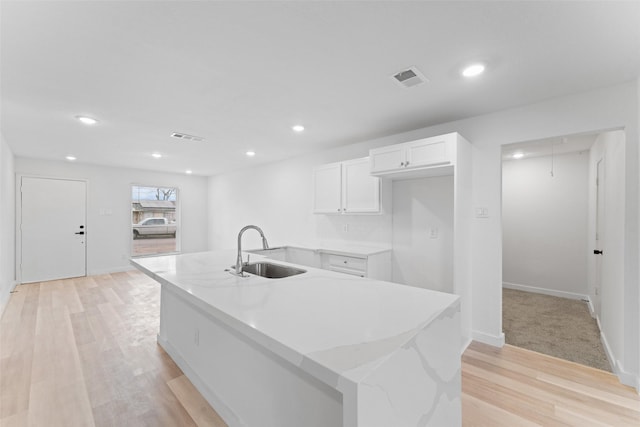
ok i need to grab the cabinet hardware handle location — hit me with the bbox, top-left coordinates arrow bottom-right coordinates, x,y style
405,161 -> 410,166
344,260 -> 348,264
593,249 -> 603,255
400,162 -> 405,167
75,231 -> 85,235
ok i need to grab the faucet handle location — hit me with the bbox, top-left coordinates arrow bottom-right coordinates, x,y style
244,254 -> 250,266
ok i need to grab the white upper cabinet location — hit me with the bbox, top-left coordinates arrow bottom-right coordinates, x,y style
368,144 -> 405,174
342,158 -> 380,213
313,162 -> 342,213
370,133 -> 457,178
313,157 -> 380,214
406,135 -> 451,168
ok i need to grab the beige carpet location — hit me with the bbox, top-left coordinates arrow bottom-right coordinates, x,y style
502,288 -> 611,372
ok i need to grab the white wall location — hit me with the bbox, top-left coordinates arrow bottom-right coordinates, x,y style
14,158 -> 209,276
392,176 -> 454,293
588,130 -> 628,380
0,134 -> 16,315
422,82 -> 638,382
502,152 -> 589,297
638,77 -> 640,392
208,143 -> 393,251
208,81 -> 639,387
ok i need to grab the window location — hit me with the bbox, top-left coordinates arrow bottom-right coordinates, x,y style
131,185 -> 178,256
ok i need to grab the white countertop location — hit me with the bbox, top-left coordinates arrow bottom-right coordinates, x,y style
131,250 -> 459,389
255,242 -> 392,257
313,242 -> 391,257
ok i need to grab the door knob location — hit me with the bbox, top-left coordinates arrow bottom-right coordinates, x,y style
593,249 -> 603,255
75,231 -> 85,235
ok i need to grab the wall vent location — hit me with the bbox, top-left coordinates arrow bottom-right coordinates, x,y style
391,66 -> 428,88
171,132 -> 205,142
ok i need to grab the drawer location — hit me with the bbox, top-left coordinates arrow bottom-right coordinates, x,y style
326,254 -> 366,272
326,266 -> 365,278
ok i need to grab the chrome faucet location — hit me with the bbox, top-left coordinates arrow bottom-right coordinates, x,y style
235,225 -> 269,275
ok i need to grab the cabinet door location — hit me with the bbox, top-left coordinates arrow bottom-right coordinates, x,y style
342,158 -> 380,213
369,144 -> 407,174
313,162 -> 342,213
406,136 -> 452,168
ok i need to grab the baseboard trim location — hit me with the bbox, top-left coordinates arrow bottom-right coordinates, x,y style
597,323 -> 639,391
472,330 -> 505,347
616,360 -> 640,392
460,337 -> 472,355
503,282 -> 588,301
88,265 -> 136,276
0,280 -> 20,319
585,296 -> 596,318
157,335 -> 243,427
599,329 -> 616,373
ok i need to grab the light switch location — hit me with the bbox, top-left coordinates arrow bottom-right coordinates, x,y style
475,207 -> 489,218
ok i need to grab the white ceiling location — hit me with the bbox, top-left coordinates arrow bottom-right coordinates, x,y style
2,1 -> 639,176
501,132 -> 599,161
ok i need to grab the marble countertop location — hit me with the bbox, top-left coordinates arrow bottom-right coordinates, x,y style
252,242 -> 392,257
314,242 -> 391,257
131,250 -> 459,389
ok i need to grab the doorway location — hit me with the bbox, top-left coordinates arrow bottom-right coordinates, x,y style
19,176 -> 87,283
500,131 -> 614,371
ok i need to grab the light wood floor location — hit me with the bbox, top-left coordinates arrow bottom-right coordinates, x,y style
1,272 -> 638,426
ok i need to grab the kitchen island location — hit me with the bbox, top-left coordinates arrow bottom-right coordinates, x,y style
132,250 -> 461,427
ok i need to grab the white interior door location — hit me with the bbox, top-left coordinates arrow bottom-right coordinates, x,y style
20,177 -> 87,283
594,158 -> 605,318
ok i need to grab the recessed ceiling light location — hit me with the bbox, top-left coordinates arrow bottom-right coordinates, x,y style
462,63 -> 485,78
185,170 -> 193,174
512,152 -> 524,159
65,155 -> 77,161
152,153 -> 162,159
292,125 -> 305,132
75,115 -> 98,125
246,151 -> 256,157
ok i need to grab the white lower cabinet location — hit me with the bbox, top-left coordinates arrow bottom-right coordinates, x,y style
320,250 -> 391,281
322,253 -> 368,277
313,157 -> 380,214
252,246 -> 391,281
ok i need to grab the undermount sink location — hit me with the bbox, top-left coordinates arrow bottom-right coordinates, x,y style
239,262 -> 306,279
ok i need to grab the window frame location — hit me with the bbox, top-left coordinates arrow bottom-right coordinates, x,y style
130,184 -> 181,258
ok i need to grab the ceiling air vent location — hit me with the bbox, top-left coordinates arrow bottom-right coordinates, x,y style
171,132 -> 205,142
391,66 -> 428,88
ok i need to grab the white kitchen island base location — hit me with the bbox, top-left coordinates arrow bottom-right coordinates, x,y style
159,286 -> 342,427
133,250 -> 461,427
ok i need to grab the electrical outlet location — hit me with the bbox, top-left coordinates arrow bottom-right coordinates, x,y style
429,227 -> 439,239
